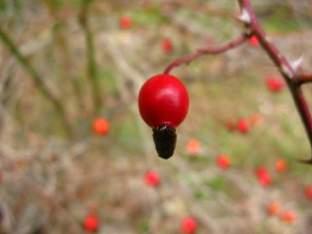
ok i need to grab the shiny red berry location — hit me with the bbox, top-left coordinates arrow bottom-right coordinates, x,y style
138,74 -> 189,159
139,74 -> 189,128
83,213 -> 99,232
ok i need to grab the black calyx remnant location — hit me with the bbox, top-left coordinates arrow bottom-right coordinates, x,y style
153,125 -> 177,159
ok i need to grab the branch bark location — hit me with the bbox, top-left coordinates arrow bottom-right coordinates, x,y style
0,27 -> 73,137
79,0 -> 102,115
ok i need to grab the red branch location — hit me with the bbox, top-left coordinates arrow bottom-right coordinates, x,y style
164,0 -> 312,164
296,73 -> 312,85
164,35 -> 248,74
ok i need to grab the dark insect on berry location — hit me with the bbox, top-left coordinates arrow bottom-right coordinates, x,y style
153,125 -> 177,159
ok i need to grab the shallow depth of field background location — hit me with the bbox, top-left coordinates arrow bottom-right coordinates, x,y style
0,0 -> 312,233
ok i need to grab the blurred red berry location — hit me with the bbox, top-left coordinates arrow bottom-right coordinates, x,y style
249,35 -> 259,47
92,118 -> 109,136
186,138 -> 202,156
304,185 -> 312,200
83,213 -> 99,232
280,210 -> 296,224
236,118 -> 250,134
144,170 -> 160,187
181,216 -> 198,234
255,166 -> 272,187
162,38 -> 174,54
266,201 -> 280,216
119,16 -> 132,29
216,154 -> 231,170
256,166 -> 267,177
266,76 -> 285,93
275,159 -> 287,173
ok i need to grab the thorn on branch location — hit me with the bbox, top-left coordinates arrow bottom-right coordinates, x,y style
238,8 -> 251,24
290,56 -> 304,72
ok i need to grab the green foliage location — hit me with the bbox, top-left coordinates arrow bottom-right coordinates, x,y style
206,175 -> 226,191
262,6 -> 301,33
98,68 -> 118,93
132,7 -> 167,26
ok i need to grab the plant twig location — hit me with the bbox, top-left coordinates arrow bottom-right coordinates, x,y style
164,0 -> 312,164
164,34 -> 248,74
296,73 -> 312,85
0,27 -> 73,137
238,0 -> 312,164
79,0 -> 102,115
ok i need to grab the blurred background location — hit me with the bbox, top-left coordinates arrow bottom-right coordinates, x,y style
0,0 -> 312,233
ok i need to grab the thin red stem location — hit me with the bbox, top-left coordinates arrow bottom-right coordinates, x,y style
296,73 -> 312,85
163,35 -> 248,75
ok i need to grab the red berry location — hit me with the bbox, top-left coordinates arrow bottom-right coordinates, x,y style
266,201 -> 280,216
162,38 -> 174,54
186,138 -> 202,156
92,118 -> 109,136
119,16 -> 132,29
180,216 -> 198,234
83,213 -> 99,232
304,185 -> 312,200
216,154 -> 231,170
256,166 -> 267,177
249,35 -> 259,47
275,159 -> 287,173
138,74 -> 189,128
255,166 -> 272,187
266,75 -> 285,93
280,210 -> 296,224
236,118 -> 250,134
144,170 -> 160,187
259,174 -> 272,187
